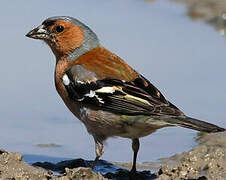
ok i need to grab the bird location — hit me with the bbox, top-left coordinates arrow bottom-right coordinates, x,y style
26,16 -> 225,178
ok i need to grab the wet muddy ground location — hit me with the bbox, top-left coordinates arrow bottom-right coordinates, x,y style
1,131 -> 226,180
173,0 -> 226,36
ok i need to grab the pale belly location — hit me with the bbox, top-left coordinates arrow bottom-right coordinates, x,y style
78,107 -> 170,139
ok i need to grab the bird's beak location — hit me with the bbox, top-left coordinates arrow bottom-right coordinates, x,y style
26,25 -> 50,40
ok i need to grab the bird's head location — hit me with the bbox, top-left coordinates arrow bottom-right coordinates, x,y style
26,16 -> 100,60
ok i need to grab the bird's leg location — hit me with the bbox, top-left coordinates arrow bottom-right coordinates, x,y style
91,139 -> 104,170
130,138 -> 140,177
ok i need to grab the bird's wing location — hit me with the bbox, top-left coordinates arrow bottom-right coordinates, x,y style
62,65 -> 184,117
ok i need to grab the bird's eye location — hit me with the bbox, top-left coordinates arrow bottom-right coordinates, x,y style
55,25 -> 64,33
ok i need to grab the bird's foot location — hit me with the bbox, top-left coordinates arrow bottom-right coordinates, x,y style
129,168 -> 137,180
91,156 -> 100,170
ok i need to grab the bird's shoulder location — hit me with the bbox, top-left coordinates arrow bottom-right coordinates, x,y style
71,46 -> 139,81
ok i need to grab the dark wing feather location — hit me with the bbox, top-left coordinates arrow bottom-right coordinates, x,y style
63,68 -> 184,116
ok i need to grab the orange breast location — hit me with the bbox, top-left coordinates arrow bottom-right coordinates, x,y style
55,58 -> 81,118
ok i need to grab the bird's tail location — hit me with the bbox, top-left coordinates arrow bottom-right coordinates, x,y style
164,116 -> 225,133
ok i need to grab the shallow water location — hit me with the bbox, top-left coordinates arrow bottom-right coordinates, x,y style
1,0 -> 226,164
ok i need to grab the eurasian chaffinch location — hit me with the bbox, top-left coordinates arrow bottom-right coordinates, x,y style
26,16 -> 225,177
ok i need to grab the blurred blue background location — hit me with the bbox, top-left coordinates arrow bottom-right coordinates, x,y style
1,0 -> 226,163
